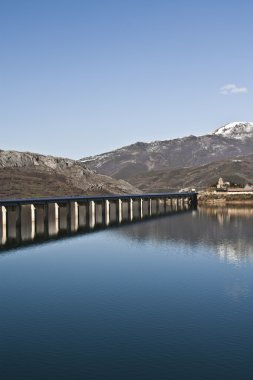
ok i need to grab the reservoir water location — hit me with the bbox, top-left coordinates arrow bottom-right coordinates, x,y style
1,206 -> 253,379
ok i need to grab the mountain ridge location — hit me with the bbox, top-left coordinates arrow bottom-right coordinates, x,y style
128,153 -> 253,192
2,121 -> 253,198
80,122 -> 253,180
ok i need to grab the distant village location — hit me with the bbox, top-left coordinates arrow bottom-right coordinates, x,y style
216,178 -> 253,193
179,178 -> 253,194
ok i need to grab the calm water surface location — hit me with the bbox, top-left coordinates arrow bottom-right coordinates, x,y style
1,207 -> 253,379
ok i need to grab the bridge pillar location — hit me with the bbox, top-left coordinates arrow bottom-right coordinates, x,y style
128,198 -> 133,221
191,193 -> 198,208
78,203 -> 84,227
70,202 -> 79,232
156,199 -> 160,214
0,206 -> 7,245
0,206 -> 7,228
185,197 -> 190,208
164,198 -> 168,212
58,203 -> 70,231
116,199 -> 122,223
6,206 -> 20,240
166,198 -> 170,210
35,204 -> 47,235
102,200 -> 110,226
46,203 -> 59,236
20,204 -> 35,223
89,201 -> 96,228
20,204 -> 36,241
163,198 -> 167,212
78,203 -> 88,228
148,198 -> 152,216
138,198 -> 143,219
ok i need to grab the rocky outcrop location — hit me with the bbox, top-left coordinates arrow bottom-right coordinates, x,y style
0,150 -> 140,199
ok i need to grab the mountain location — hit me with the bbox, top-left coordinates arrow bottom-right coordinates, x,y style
213,122 -> 253,140
80,122 -> 253,182
0,150 -> 140,199
128,154 -> 253,192
2,121 -> 253,198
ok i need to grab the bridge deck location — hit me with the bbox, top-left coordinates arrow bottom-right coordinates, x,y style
0,192 -> 197,206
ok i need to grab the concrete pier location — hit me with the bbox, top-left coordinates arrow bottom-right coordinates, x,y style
0,206 -> 7,244
128,198 -> 133,221
59,203 -> 70,231
70,202 -> 79,232
20,204 -> 36,241
139,198 -> 143,219
47,203 -> 59,236
89,201 -> 96,228
6,205 -> 21,240
103,200 -> 110,226
0,206 -> 7,228
78,203 -> 88,228
148,199 -> 152,216
156,199 -> 160,214
35,205 -> 46,235
116,199 -> 122,223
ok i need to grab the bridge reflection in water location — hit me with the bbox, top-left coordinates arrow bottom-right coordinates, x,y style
0,193 -> 196,250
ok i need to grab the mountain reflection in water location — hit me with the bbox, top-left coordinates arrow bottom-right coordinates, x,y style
116,206 -> 253,264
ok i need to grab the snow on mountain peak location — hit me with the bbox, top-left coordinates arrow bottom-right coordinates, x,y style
213,122 -> 253,140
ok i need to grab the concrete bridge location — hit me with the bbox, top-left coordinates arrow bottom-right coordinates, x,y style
0,192 -> 197,246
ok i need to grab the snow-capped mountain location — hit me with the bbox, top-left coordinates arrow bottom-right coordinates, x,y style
80,122 -> 253,183
213,122 -> 253,140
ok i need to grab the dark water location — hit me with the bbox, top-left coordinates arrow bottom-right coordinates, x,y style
1,207 -> 253,379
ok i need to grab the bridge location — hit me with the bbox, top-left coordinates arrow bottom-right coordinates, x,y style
0,192 -> 197,246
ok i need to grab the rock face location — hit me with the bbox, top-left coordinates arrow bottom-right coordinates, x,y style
80,122 -> 253,180
0,150 -> 140,199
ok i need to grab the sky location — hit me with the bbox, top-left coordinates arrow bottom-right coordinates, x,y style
0,0 -> 253,158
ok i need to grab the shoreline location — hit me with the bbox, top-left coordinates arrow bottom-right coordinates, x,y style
198,192 -> 253,205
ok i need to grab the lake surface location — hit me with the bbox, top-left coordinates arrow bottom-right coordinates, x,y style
1,207 -> 253,379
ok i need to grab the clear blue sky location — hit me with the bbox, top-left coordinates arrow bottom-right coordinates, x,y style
1,0 -> 252,158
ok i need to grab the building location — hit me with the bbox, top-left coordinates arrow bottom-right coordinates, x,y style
216,177 -> 230,190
